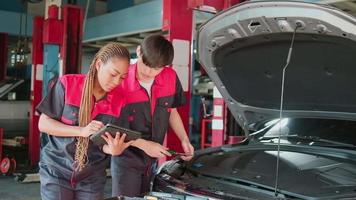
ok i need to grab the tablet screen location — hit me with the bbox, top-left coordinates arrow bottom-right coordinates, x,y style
90,124 -> 142,146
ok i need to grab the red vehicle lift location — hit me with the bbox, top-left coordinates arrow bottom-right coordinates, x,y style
162,0 -> 194,159
28,4 -> 83,167
28,16 -> 44,168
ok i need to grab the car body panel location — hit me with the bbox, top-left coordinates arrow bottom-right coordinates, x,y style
155,143 -> 356,199
197,0 -> 356,135
153,1 -> 356,199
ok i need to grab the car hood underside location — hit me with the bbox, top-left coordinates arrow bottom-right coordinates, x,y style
197,1 -> 356,134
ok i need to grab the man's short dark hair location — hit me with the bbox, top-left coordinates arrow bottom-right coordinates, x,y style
140,34 -> 174,68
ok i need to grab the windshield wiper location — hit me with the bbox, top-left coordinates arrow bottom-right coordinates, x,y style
192,171 -> 298,199
262,134 -> 356,149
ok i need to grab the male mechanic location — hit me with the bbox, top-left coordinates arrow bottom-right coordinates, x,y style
111,34 -> 195,197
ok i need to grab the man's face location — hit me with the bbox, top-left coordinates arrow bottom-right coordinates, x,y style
136,59 -> 164,82
136,46 -> 164,82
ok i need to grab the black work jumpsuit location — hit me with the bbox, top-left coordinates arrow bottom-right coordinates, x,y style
37,74 -> 126,200
111,63 -> 186,197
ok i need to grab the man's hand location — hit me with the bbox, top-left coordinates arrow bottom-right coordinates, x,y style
80,120 -> 104,137
132,139 -> 172,158
101,132 -> 133,156
180,139 -> 194,161
168,109 -> 194,160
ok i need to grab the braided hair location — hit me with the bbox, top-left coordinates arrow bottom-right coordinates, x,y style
75,42 -> 130,171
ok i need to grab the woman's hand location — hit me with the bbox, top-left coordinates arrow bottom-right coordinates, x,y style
101,132 -> 133,156
80,120 -> 104,137
132,139 -> 171,158
180,139 -> 194,161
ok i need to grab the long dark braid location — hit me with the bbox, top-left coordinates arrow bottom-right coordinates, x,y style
75,42 -> 130,171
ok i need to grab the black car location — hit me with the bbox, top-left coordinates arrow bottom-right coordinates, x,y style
153,1 -> 356,199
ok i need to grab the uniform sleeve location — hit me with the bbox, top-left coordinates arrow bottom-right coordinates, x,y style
171,75 -> 186,108
36,78 -> 65,121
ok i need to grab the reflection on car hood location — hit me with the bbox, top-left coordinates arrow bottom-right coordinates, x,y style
155,144 -> 356,199
197,1 -> 356,135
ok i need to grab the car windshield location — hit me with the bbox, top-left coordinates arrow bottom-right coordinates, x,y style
257,118 -> 356,148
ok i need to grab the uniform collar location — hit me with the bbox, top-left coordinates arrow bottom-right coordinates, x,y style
151,68 -> 166,87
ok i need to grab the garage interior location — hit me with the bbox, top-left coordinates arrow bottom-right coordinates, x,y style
0,0 -> 356,200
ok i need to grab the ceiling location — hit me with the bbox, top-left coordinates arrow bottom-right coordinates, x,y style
82,30 -> 163,53
82,0 -> 356,53
4,0 -> 356,54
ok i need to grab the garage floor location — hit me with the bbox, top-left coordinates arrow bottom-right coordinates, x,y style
0,176 -> 113,200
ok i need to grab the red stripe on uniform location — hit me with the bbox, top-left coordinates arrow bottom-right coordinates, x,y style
60,74 -> 85,107
60,74 -> 124,119
121,64 -> 178,115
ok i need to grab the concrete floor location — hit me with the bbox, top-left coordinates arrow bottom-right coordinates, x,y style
0,176 -> 113,200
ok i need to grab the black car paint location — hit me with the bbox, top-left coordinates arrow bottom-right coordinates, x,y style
154,142 -> 356,199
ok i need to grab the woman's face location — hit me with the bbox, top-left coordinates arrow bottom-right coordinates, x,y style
96,57 -> 129,92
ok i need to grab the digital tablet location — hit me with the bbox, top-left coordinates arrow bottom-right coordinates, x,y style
90,123 -> 142,146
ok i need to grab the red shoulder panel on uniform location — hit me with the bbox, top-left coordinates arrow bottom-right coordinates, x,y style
152,67 -> 177,98
59,74 -> 85,107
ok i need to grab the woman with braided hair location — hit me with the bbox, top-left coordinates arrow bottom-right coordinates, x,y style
36,42 -> 132,200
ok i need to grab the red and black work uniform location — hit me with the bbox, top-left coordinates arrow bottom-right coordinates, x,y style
36,74 -> 125,200
111,63 -> 186,197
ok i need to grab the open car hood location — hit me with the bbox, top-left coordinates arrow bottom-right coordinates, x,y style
197,0 -> 356,135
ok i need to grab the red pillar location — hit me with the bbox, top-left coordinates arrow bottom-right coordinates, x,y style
42,4 -> 83,76
29,17 -> 44,166
0,33 -> 8,82
162,0 -> 193,155
61,5 -> 84,74
161,1 -> 243,156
